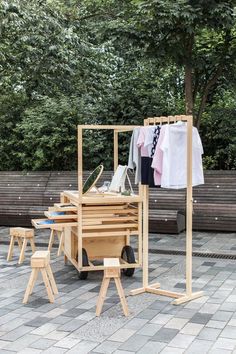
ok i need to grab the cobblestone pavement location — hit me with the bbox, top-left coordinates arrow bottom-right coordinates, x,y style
0,228 -> 236,353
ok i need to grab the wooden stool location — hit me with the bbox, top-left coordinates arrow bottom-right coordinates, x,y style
7,227 -> 35,264
23,250 -> 58,304
96,258 -> 129,317
48,225 -> 64,256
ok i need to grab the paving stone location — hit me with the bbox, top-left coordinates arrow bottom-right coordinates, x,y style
31,323 -> 58,336
185,338 -> 213,354
220,325 -> 236,339
30,338 -> 57,350
4,334 -> 40,352
137,340 -> 165,354
0,325 -> 35,341
206,320 -> 227,329
212,311 -> 233,322
18,348 -> 42,354
136,309 -> 157,320
152,328 -> 179,343
119,334 -> 149,352
180,323 -> 204,335
66,339 -> 100,354
169,334 -> 195,349
109,329 -> 136,342
198,327 -> 221,341
189,313 -> 212,324
25,316 -> 50,327
137,323 -> 161,336
211,337 -> 236,350
93,340 -> 121,353
124,318 -> 148,330
150,314 -> 173,325
160,347 -> 185,354
58,319 -> 86,332
164,317 -> 189,330
54,336 -> 81,349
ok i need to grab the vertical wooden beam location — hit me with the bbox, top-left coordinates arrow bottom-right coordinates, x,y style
142,185 -> 149,288
186,115 -> 193,296
78,127 -> 83,269
138,201 -> 143,266
114,130 -> 118,171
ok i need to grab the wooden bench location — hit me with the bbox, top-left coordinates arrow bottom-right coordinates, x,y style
0,170 -> 235,233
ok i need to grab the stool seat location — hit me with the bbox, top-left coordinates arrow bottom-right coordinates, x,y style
7,227 -> 35,264
96,258 -> 129,317
10,227 -> 34,238
31,251 -> 50,268
23,251 -> 58,304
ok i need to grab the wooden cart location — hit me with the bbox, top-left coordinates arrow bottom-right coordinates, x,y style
32,125 -> 143,279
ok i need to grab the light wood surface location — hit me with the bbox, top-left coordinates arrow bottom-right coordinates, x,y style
23,251 -> 58,304
96,258 -> 129,317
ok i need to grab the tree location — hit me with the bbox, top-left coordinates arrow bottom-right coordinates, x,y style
90,0 -> 236,127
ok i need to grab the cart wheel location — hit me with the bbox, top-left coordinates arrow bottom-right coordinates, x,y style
76,248 -> 89,280
121,245 -> 135,277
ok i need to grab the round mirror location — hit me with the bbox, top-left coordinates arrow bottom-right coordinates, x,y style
83,164 -> 104,194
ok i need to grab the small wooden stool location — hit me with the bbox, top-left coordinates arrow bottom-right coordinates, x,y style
48,225 -> 64,256
23,250 -> 58,304
96,258 -> 129,317
7,227 -> 35,264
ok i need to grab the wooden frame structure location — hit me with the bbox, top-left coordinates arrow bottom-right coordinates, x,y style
130,115 -> 204,305
61,125 -> 143,274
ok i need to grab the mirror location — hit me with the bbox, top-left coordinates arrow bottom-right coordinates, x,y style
83,164 -> 104,194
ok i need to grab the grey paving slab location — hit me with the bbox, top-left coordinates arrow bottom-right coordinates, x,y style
1,233 -> 236,353
119,334 -> 149,352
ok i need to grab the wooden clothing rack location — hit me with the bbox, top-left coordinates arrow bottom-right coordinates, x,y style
130,115 -> 204,305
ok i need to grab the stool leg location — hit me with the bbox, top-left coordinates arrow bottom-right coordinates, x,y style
29,268 -> 39,295
46,265 -> 58,295
23,268 -> 38,304
29,238 -> 36,253
7,236 -> 15,261
114,277 -> 129,316
19,238 -> 27,264
96,277 -> 110,316
17,237 -> 23,250
41,268 -> 54,303
48,230 -> 55,252
57,230 -> 64,256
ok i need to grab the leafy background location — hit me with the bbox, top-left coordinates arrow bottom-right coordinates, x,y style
0,0 -> 235,171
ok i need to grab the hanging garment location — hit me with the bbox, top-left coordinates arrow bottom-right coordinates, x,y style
137,127 -> 156,187
128,127 -> 141,184
156,123 -> 204,189
151,125 -> 167,186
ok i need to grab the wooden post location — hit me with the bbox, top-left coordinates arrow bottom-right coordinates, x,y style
185,115 -> 193,296
78,126 -> 83,269
114,130 -> 118,171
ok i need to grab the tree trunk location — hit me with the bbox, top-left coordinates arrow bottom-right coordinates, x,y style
184,64 -> 193,116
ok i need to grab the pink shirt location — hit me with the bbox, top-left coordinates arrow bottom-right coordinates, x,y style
137,127 -> 149,157
151,125 -> 166,185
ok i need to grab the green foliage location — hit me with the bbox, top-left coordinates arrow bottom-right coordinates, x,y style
0,0 -> 235,171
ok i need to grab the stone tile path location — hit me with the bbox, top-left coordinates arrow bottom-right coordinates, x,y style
0,228 -> 236,353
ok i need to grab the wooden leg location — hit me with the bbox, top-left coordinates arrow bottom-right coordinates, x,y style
7,236 -> 15,261
23,268 -> 37,304
96,277 -> 110,316
114,277 -> 129,316
29,238 -> 36,253
46,265 -> 58,295
57,231 -> 64,256
48,230 -> 55,252
64,255 -> 68,265
19,238 -> 27,264
41,268 -> 54,303
17,237 -> 23,250
29,268 -> 39,295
